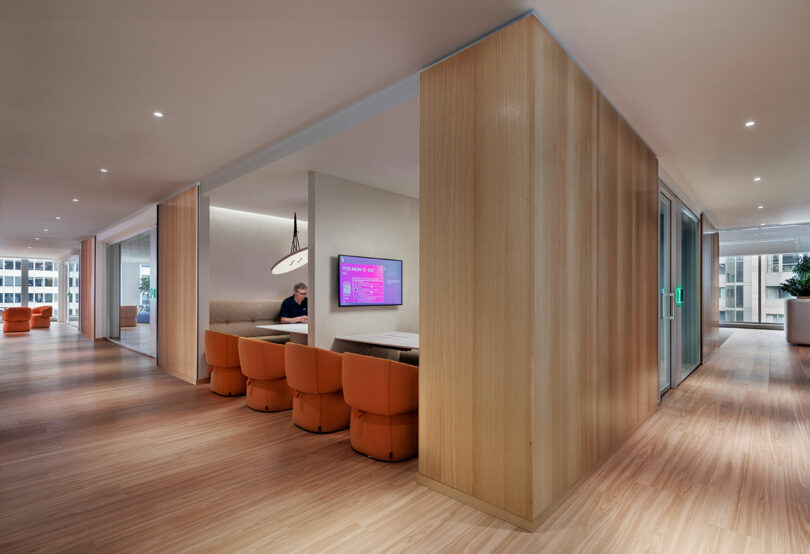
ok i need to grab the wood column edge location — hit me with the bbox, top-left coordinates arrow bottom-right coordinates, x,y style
159,365 -> 204,386
416,474 -> 537,532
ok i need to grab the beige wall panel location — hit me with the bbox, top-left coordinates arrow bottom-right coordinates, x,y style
419,18 -> 534,520
157,185 -> 198,383
596,98 -> 659,463
80,237 -> 95,340
531,16 -> 599,517
702,215 -> 720,359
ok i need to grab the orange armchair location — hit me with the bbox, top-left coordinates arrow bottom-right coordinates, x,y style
238,337 -> 293,412
120,305 -> 138,328
30,306 -> 52,329
342,353 -> 419,461
284,343 -> 350,433
204,330 -> 245,396
3,307 -> 32,333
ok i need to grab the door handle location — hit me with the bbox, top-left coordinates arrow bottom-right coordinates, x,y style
661,291 -> 675,320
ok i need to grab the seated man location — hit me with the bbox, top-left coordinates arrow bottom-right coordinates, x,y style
279,282 -> 308,323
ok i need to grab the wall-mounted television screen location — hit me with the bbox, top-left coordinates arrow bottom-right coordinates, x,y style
338,254 -> 403,307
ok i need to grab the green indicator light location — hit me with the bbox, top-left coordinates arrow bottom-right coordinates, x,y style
675,285 -> 684,306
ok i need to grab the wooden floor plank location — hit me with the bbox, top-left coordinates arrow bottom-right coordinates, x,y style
1,324 -> 809,552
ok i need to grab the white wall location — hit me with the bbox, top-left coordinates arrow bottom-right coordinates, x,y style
208,206 -> 309,302
308,171 -> 418,351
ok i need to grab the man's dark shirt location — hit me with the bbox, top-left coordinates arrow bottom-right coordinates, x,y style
279,295 -> 307,319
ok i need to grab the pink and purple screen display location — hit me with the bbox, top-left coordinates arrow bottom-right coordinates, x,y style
338,255 -> 402,306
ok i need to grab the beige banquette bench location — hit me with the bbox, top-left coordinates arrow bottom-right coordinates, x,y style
209,300 -> 290,344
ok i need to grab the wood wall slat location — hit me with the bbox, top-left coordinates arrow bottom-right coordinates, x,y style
157,185 -> 198,383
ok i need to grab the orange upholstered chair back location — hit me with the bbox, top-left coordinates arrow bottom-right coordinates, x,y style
238,337 -> 285,381
31,306 -> 53,318
204,330 -> 241,368
342,353 -> 418,416
2,307 -> 32,322
284,342 -> 344,394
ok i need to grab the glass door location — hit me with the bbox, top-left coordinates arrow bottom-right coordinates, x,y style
678,207 -> 701,380
658,194 -> 673,395
68,256 -> 80,327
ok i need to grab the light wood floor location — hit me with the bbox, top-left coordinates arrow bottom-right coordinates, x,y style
1,325 -> 808,552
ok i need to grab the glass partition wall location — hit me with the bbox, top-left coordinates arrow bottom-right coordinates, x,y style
659,187 -> 702,398
107,231 -> 155,356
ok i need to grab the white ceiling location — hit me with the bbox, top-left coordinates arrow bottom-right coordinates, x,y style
2,0 -> 809,260
205,98 -> 418,218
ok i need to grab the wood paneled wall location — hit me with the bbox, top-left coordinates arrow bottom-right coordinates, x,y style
157,185 -> 199,384
701,215 -> 720,359
419,15 -> 659,530
79,237 -> 95,340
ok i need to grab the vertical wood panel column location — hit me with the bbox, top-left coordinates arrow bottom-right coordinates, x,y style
419,14 -> 659,531
701,215 -> 720,358
80,237 -> 95,340
157,185 -> 199,384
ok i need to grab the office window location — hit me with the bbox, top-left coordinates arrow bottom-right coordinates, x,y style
782,254 -> 799,272
735,285 -> 743,307
735,311 -> 744,322
44,293 -> 53,302
719,311 -> 726,321
3,276 -> 12,287
45,278 -> 53,287
725,286 -> 735,308
28,278 -> 33,287
767,255 -> 780,272
14,260 -> 21,270
44,261 -> 53,271
34,261 -> 43,271
35,293 -> 43,302
3,260 -> 12,270
3,293 -> 12,303
767,286 -> 793,300
54,277 -> 58,287
35,278 -> 43,287
14,293 -> 21,303
725,259 -> 736,283
735,258 -> 744,279
28,293 -> 33,302
14,276 -> 21,287
28,261 -> 33,269
719,262 -> 726,275
766,314 -> 785,324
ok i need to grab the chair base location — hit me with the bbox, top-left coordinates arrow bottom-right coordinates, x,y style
3,321 -> 31,333
349,408 -> 418,461
246,378 -> 293,412
31,318 -> 51,329
292,391 -> 350,433
210,366 -> 246,396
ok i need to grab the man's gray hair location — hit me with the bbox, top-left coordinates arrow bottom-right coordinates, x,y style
294,282 -> 307,292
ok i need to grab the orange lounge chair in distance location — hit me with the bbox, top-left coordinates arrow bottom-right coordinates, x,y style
237,337 -> 293,412
204,330 -> 245,396
342,353 -> 419,461
2,307 -> 32,333
30,306 -> 53,329
284,342 -> 350,433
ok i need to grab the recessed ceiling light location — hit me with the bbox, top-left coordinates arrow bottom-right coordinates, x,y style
754,177 -> 761,182
153,111 -> 164,118
72,198 -> 79,202
100,168 -> 109,173
43,229 -> 48,232
761,223 -> 766,226
745,121 -> 756,127
35,237 -> 40,240
26,246 -> 32,249
757,205 -> 764,209
55,216 -> 61,220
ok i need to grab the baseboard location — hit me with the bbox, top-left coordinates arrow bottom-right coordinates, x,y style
159,365 -> 210,386
416,474 -> 536,531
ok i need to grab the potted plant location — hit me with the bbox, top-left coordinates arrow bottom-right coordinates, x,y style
781,255 -> 810,345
